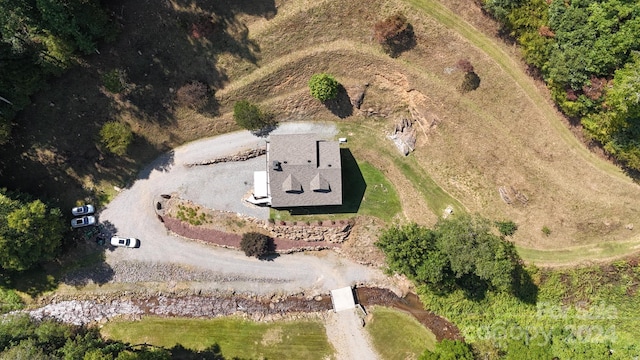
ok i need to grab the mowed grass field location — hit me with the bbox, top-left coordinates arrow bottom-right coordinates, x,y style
99,309 -> 441,360
366,306 -> 437,360
101,316 -> 333,359
4,0 -> 640,263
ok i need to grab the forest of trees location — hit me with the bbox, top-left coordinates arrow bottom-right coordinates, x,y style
0,0 -> 115,273
0,188 -> 65,273
376,215 -> 524,298
0,0 -> 115,145
483,0 -> 640,170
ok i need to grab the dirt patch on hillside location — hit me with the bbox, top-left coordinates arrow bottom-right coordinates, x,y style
340,216 -> 387,267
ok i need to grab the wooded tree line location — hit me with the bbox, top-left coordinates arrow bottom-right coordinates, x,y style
483,0 -> 640,170
0,188 -> 64,273
0,0 -> 115,145
0,0 -> 115,273
376,215 -> 525,299
0,313 -> 232,359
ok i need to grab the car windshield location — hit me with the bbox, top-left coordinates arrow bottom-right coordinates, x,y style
125,239 -> 131,246
74,219 -> 82,224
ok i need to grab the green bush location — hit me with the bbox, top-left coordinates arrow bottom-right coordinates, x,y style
542,225 -> 551,236
99,121 -> 133,156
308,73 -> 339,101
240,232 -> 274,259
0,288 -> 24,314
419,339 -> 474,360
495,220 -> 518,237
233,100 -> 273,131
101,69 -> 126,93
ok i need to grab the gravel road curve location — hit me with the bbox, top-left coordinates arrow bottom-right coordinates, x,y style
99,122 -> 398,296
94,122 -> 393,358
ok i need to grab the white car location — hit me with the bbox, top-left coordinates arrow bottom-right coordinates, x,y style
72,204 -> 95,216
110,236 -> 140,248
71,216 -> 96,228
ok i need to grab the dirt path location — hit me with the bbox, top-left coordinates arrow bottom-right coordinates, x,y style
325,309 -> 379,360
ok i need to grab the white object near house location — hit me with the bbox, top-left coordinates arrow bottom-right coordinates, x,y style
338,137 -> 347,144
246,170 -> 271,205
253,171 -> 268,199
331,287 -> 356,312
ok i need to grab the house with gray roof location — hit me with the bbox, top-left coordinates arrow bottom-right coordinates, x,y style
260,134 -> 342,208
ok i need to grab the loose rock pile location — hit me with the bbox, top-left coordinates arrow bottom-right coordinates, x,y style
24,292 -> 333,326
28,300 -> 143,326
388,117 -> 417,156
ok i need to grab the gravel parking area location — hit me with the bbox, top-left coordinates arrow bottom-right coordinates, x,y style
180,156 -> 268,219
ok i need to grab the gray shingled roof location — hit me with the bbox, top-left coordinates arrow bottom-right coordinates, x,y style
268,134 -> 342,207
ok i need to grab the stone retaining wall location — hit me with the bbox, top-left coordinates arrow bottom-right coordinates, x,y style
265,222 -> 351,243
186,148 -> 266,167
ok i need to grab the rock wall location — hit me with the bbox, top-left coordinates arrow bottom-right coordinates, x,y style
265,222 -> 352,243
186,148 -> 266,167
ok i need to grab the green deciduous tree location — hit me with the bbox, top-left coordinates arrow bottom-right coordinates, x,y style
0,189 -> 64,272
0,0 -> 115,145
233,100 -> 274,131
308,73 -> 339,102
0,315 -> 178,360
99,121 -> 134,156
377,215 -> 522,297
35,0 -> 114,54
483,0 -> 640,169
582,52 -> 640,169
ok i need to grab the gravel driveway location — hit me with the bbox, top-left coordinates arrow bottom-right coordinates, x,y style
99,122 -> 397,296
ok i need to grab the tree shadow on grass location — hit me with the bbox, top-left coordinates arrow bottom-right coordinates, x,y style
512,264 -> 538,305
169,343 -> 243,360
323,84 -> 353,119
385,24 -> 417,58
283,148 -> 365,216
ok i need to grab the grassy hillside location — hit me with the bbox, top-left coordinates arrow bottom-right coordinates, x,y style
2,0 -> 640,263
